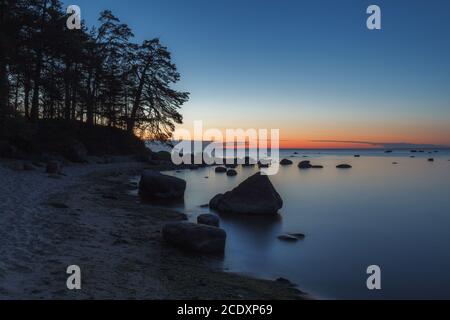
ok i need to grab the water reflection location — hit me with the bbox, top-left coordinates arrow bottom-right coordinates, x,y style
133,149 -> 450,299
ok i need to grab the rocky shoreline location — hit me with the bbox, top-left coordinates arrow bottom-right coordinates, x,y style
0,159 -> 307,299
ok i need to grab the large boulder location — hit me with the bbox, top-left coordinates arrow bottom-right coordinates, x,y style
139,170 -> 186,199
209,172 -> 283,215
162,222 -> 226,254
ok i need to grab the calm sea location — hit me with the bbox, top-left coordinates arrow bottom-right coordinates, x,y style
154,149 -> 450,299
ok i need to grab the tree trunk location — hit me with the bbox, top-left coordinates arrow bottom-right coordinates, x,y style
127,63 -> 149,133
24,76 -> 30,118
30,59 -> 42,121
0,57 -> 8,119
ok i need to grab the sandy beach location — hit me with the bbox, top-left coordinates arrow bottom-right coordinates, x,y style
0,160 -> 305,299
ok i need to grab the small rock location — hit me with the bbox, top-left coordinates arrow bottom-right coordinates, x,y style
197,214 -> 220,227
277,234 -> 298,242
354,155 -> 360,158
226,169 -> 237,176
311,165 -> 324,169
336,164 -> 352,169
428,158 -> 434,162
215,167 -> 227,173
280,159 -> 293,165
298,160 -> 312,169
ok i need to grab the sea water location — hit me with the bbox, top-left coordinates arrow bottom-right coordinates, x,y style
160,149 -> 450,299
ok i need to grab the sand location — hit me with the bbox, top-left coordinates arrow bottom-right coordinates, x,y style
0,160 -> 305,300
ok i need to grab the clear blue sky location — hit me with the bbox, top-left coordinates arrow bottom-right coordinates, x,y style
64,0 -> 450,147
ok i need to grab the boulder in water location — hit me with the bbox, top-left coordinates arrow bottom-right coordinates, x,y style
280,159 -> 293,165
162,222 -> 226,254
139,170 -> 186,199
215,166 -> 227,173
336,164 -> 352,169
298,160 -> 312,169
209,172 -> 283,215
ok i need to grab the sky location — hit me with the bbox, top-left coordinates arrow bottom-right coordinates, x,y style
64,0 -> 450,148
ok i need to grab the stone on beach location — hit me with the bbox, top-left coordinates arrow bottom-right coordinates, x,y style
162,222 -> 226,254
226,169 -> 237,176
428,158 -> 434,162
209,172 -> 283,215
197,214 -> 220,227
139,170 -> 186,199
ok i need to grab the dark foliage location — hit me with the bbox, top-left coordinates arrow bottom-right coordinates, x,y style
0,0 -> 189,141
